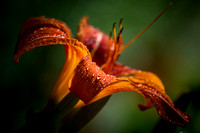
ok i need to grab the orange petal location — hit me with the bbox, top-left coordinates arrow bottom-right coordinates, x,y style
13,16 -> 72,63
89,76 -> 190,126
111,63 -> 165,91
69,55 -> 116,104
13,16 -> 92,104
101,63 -> 190,126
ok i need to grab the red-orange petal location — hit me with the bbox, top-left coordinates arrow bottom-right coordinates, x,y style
14,16 -> 72,63
71,63 -> 190,126
110,63 -> 165,91
109,63 -> 191,126
110,63 -> 136,77
89,76 -> 190,126
19,16 -> 72,39
69,55 -> 116,104
76,17 -> 116,66
14,27 -> 68,63
49,39 -> 91,104
13,16 -> 95,105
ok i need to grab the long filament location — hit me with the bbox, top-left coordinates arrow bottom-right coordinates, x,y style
120,2 -> 173,52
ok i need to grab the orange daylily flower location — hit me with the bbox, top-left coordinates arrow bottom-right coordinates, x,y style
14,14 -> 190,128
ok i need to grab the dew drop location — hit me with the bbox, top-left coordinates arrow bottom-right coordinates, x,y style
97,76 -> 101,80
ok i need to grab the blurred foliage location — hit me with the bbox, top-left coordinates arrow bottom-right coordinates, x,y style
1,0 -> 200,132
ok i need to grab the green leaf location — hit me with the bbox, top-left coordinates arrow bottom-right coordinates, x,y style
15,93 -> 79,133
59,96 -> 111,133
53,92 -> 79,120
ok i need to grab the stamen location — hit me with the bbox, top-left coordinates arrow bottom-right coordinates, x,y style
101,20 -> 124,73
120,2 -> 173,52
119,18 -> 123,30
117,27 -> 124,44
109,31 -> 112,40
112,22 -> 117,42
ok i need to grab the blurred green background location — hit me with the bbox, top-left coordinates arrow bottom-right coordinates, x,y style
1,0 -> 200,132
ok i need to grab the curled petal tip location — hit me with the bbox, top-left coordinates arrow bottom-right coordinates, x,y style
13,16 -> 72,63
13,55 -> 19,64
138,104 -> 152,111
